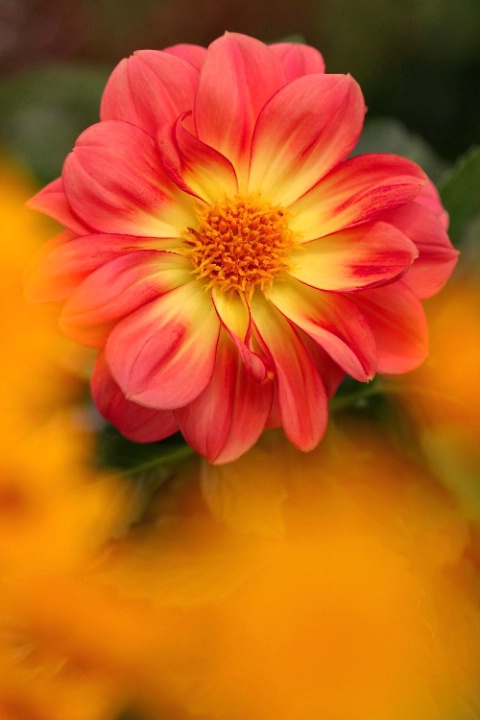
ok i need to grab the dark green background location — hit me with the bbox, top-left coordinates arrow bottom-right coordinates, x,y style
1,0 -> 479,183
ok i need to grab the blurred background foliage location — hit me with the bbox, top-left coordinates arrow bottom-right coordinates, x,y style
0,0 -> 479,184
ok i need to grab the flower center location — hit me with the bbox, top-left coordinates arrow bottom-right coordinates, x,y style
182,195 -> 295,294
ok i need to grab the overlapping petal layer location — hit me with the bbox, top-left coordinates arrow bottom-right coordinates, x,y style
288,221 -> 418,291
351,282 -> 429,373
105,281 -> 220,409
266,278 -> 376,380
100,49 -> 201,135
176,331 -> 273,463
92,352 -> 179,442
61,250 -> 191,346
63,121 -> 195,236
289,154 -> 427,240
248,73 -> 365,204
251,295 -> 328,450
194,34 -> 286,181
27,32 -> 458,462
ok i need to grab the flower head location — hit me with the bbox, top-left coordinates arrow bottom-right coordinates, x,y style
28,33 -> 458,463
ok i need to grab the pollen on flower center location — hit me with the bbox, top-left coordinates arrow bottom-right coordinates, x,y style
182,195 -> 296,294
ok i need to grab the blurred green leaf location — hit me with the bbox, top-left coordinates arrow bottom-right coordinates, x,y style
115,710 -> 147,720
268,34 -> 306,44
0,64 -> 110,183
439,145 -> 480,246
353,117 -> 448,183
96,425 -> 192,475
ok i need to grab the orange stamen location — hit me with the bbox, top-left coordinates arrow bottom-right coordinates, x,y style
182,195 -> 296,295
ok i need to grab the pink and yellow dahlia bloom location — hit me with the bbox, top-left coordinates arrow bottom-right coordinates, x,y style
28,33 -> 458,463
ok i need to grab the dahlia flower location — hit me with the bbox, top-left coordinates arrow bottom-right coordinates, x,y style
28,33 -> 458,463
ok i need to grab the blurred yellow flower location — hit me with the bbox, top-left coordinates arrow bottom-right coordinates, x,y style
0,156 -> 135,719
0,158 -> 87,441
390,271 -> 480,435
387,267 -> 480,516
64,427 -> 479,720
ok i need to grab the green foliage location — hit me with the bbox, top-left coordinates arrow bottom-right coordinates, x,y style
0,65 -> 109,183
439,145 -> 480,246
96,426 -> 192,475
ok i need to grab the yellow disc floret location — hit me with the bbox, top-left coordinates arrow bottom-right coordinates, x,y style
183,195 -> 296,295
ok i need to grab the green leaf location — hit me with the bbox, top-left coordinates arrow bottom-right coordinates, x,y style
439,145 -> 480,246
0,64 -> 110,183
95,425 -> 194,476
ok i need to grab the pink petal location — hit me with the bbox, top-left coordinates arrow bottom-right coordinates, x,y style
164,43 -> 207,70
175,331 -> 272,464
62,121 -> 195,237
289,153 -> 427,241
289,221 -> 418,291
212,288 -> 270,382
100,50 -> 200,136
351,281 -> 428,374
105,281 -> 220,409
158,114 -> 238,203
270,42 -> 325,80
266,277 -> 377,381
194,33 -> 285,181
383,202 -> 459,299
248,73 -> 365,205
251,296 -> 328,451
92,353 -> 178,443
27,177 -> 90,234
60,251 -> 191,347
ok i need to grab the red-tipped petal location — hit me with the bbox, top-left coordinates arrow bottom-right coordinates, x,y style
249,73 -> 365,205
62,121 -> 195,237
100,50 -> 200,135
158,115 -> 238,203
105,281 -> 220,409
27,177 -> 90,234
270,42 -> 325,80
266,277 -> 377,381
384,202 -> 459,299
251,296 -> 328,451
290,153 -> 427,241
92,352 -> 178,442
352,281 -> 429,374
289,221 -> 418,292
60,250 -> 191,347
194,33 -> 285,181
176,331 -> 272,464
